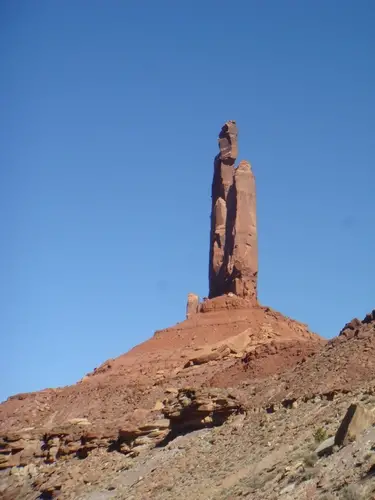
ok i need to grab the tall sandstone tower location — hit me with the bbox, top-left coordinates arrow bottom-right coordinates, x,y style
209,121 -> 258,302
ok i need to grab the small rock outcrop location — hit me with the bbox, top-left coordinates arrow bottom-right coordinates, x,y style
117,419 -> 170,456
163,388 -> 244,434
338,309 -> 375,341
186,293 -> 200,319
0,425 -> 113,470
184,329 -> 253,367
209,121 -> 257,302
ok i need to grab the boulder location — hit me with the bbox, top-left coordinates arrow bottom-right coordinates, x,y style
335,403 -> 375,447
315,436 -> 335,456
153,400 -> 164,411
186,345 -> 231,366
217,328 -> 252,354
184,329 -> 253,367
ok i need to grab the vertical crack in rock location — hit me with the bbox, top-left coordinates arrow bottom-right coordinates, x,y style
209,122 -> 258,302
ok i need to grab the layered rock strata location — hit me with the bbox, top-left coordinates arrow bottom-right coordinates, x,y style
162,388 -> 245,434
0,389 -> 243,472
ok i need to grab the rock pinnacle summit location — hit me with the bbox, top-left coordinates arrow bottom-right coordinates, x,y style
209,121 -> 258,302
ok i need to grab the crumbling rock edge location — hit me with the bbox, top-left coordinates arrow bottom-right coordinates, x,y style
0,388 -> 245,472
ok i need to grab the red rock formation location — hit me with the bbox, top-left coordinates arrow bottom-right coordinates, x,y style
209,121 -> 258,301
186,293 -> 199,319
209,122 -> 236,298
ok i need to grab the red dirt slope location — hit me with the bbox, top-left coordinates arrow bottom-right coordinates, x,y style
235,309 -> 375,408
0,296 -> 324,435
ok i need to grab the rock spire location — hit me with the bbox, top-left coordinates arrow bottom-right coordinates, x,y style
209,121 -> 258,302
186,293 -> 199,319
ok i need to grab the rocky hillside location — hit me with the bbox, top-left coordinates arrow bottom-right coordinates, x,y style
3,295 -> 375,499
0,296 -> 324,434
2,378 -> 375,499
239,309 -> 375,409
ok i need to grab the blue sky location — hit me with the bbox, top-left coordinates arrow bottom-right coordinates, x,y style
1,1 -> 374,402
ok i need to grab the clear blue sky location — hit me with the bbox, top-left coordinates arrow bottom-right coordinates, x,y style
1,1 -> 374,402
